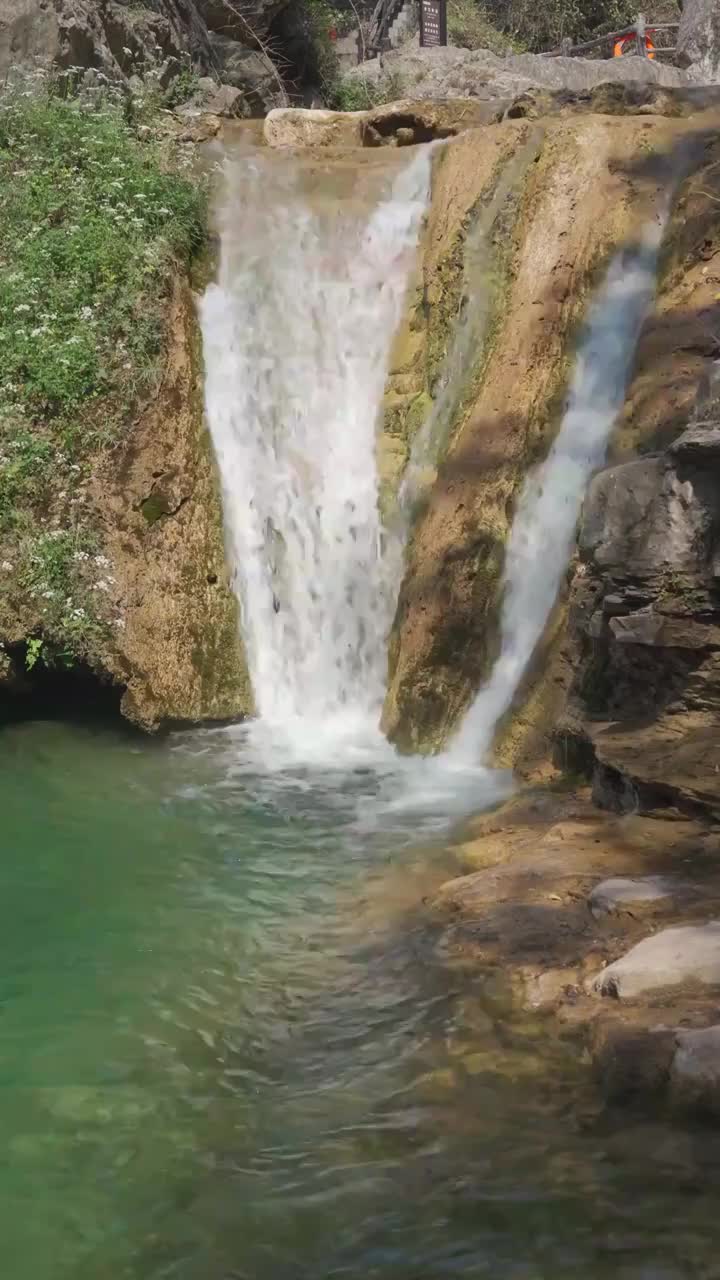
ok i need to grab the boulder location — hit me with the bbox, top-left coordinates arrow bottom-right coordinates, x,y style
205,83 -> 248,116
0,0 -> 202,84
591,922 -> 720,998
669,421 -> 720,462
588,876 -> 676,919
676,0 -> 720,82
580,457 -> 714,575
670,1024 -> 720,1111
207,30 -> 282,112
264,106 -> 363,147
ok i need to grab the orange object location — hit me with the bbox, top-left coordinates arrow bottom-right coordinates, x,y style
613,32 -> 656,58
328,26 -> 338,41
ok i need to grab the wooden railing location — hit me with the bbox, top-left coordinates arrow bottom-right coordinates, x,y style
543,11 -> 679,59
366,0 -> 408,56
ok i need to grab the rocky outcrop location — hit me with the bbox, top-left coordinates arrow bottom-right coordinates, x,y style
92,283 -> 253,729
677,0 -> 720,82
0,0 -> 285,114
263,97 -> 499,147
558,400 -> 720,818
348,42 -> 690,107
381,109 -> 688,751
0,283 -> 253,730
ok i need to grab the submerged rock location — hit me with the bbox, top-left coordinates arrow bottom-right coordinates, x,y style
670,1025 -> 720,1111
589,877 -> 676,919
591,923 -> 720,999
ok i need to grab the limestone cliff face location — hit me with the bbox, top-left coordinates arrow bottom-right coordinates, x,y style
0,282 -> 252,730
93,283 -> 253,729
382,106 -> 699,752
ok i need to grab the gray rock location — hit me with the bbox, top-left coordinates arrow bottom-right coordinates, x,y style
669,421 -> 720,462
591,922 -> 720,998
580,457 -> 712,575
670,1024 -> 720,1110
0,0 -> 195,83
589,876 -> 676,918
677,0 -> 720,82
348,42 -> 688,105
205,83 -> 248,116
609,607 -> 720,649
207,31 -> 282,112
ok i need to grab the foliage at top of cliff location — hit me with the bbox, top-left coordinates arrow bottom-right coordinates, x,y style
450,0 -> 681,52
0,75 -> 206,665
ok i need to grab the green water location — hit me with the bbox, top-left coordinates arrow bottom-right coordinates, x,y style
2,718 -> 720,1280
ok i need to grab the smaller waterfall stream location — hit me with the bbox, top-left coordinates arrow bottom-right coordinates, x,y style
449,219 -> 665,764
200,149 -> 431,764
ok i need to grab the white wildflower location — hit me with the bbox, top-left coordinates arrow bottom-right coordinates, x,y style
73,550 -> 89,562
93,555 -> 110,568
114,617 -> 126,630
0,560 -> 13,571
78,306 -> 93,322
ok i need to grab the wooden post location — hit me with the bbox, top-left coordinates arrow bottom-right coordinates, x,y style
635,11 -> 646,56
560,36 -> 572,55
419,0 -> 447,47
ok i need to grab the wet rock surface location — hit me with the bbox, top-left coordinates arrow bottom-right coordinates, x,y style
671,1024 -> 720,1111
431,785 -> 720,1113
591,923 -> 720,999
588,876 -> 678,918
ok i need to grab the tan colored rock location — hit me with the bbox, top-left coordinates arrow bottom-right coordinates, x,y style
264,107 -> 365,149
382,112 -> 681,751
590,923 -> 720,999
91,282 -> 253,729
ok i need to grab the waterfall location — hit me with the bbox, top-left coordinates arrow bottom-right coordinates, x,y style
449,218 -> 665,765
200,148 -> 431,762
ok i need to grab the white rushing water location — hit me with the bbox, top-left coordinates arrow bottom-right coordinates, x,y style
200,148 -> 431,765
449,218 -> 665,764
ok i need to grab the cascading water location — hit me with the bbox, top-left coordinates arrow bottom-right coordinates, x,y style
448,218 -> 665,765
200,148 -> 431,764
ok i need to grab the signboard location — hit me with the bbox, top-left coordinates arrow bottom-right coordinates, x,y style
419,0 -> 447,47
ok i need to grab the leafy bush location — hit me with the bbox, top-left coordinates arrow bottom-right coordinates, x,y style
327,70 -> 407,110
0,78 -> 207,662
482,0 -> 673,52
448,0 -> 524,52
0,88 -> 204,431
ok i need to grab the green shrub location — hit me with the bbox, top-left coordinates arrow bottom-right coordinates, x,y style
327,70 -> 407,110
448,0 -> 524,52
0,79 -> 207,662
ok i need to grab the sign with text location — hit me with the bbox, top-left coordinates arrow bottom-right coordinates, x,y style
419,0 -> 447,46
